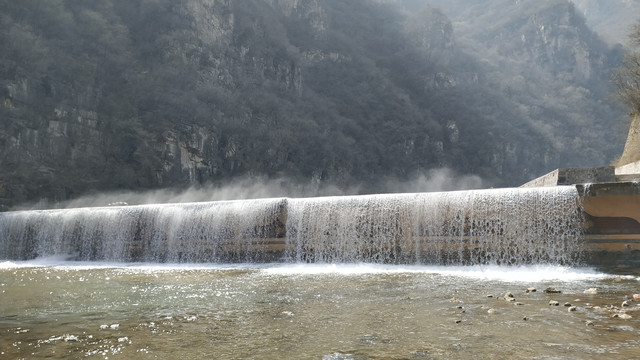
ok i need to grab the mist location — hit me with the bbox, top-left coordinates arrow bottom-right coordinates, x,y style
11,168 -> 484,210
13,176 -> 355,210
382,168 -> 485,193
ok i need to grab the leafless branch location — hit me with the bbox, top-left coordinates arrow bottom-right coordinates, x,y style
614,21 -> 640,115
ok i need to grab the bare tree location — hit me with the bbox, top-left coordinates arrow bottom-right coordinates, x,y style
614,22 -> 640,116
615,21 -> 640,166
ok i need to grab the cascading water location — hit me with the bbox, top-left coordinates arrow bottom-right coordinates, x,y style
0,199 -> 288,262
285,186 -> 583,265
0,187 -> 584,265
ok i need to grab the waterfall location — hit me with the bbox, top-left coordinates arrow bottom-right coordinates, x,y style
285,187 -> 583,265
0,187 -> 584,265
0,199 -> 288,263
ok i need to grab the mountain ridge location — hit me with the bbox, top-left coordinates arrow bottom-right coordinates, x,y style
0,0 -> 627,209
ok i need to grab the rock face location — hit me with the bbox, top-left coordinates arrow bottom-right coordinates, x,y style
0,0 -> 626,209
406,6 -> 455,52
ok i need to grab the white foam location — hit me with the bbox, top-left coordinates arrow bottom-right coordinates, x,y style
0,259 -> 611,283
260,263 -> 609,282
0,258 -> 264,271
0,261 -> 25,269
430,264 -> 609,282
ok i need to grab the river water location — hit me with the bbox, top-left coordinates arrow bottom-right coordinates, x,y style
1,188 -> 638,358
2,262 -> 639,359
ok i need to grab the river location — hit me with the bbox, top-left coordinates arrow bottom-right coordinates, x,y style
1,262 -> 639,359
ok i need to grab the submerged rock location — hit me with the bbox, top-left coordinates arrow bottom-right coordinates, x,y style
544,287 -> 562,294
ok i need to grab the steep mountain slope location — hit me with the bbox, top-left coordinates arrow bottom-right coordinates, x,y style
0,0 -> 626,209
571,0 -> 640,45
404,0 -> 626,163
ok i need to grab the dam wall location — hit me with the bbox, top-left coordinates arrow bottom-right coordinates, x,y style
520,166 -> 616,187
519,166 -> 640,272
0,187 -> 584,266
0,181 -> 639,272
578,182 -> 640,272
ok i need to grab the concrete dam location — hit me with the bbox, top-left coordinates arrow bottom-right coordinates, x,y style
2,171 -> 639,272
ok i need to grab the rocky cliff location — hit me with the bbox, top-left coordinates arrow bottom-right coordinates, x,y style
0,0 -> 626,209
